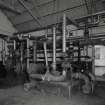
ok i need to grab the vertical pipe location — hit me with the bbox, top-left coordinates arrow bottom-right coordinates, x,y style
27,38 -> 30,71
2,39 -> 5,65
85,45 -> 88,70
78,42 -> 80,63
43,41 -> 49,70
62,13 -> 66,53
52,26 -> 56,71
33,41 -> 37,63
13,40 -> 16,50
92,45 -> 95,74
1,39 -> 3,62
20,42 -> 23,72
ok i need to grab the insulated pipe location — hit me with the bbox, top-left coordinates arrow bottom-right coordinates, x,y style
43,41 -> 49,71
30,69 -> 67,82
43,70 -> 66,81
33,41 -> 37,63
76,10 -> 105,21
2,39 -> 5,65
27,38 -> 30,71
13,40 -> 16,50
52,26 -> 56,71
1,39 -> 3,62
92,45 -> 95,74
20,43 -> 24,72
62,13 -> 66,53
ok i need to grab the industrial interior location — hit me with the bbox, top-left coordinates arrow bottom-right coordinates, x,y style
0,0 -> 105,105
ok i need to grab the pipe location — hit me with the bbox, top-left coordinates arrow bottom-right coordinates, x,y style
76,10 -> 105,22
27,38 -> 30,71
30,69 -> 67,82
14,22 -> 62,35
92,45 -> 95,74
52,26 -> 56,71
17,0 -> 42,27
43,41 -> 49,70
20,43 -> 23,72
62,13 -> 66,53
13,40 -> 16,50
33,41 -> 37,63
30,74 -> 44,80
2,39 -> 5,65
42,70 -> 66,81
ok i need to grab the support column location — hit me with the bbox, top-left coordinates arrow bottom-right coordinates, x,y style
62,13 -> 66,53
52,26 -> 56,71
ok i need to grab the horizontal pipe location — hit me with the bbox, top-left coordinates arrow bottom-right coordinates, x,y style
43,71 -> 66,81
30,69 -> 67,82
30,74 -> 44,80
14,22 -> 62,35
76,10 -> 105,22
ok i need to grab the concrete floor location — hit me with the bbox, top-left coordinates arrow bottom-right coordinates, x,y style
0,78 -> 105,105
